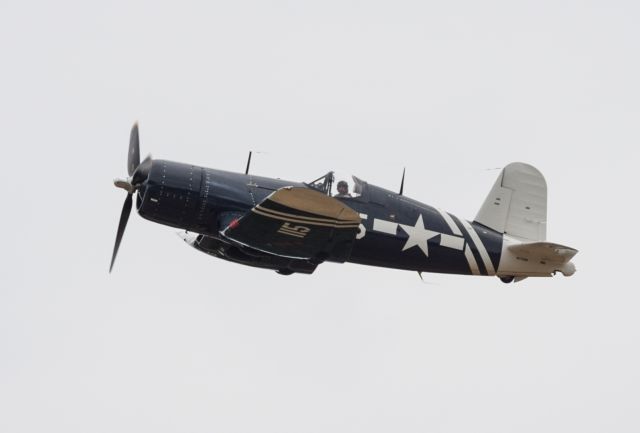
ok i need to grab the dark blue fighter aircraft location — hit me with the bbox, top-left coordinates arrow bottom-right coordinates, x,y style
111,124 -> 578,283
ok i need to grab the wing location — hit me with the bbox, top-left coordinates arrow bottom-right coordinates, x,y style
221,187 -> 361,262
187,233 -> 320,275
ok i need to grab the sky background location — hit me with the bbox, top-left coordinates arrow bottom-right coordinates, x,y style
1,1 -> 639,432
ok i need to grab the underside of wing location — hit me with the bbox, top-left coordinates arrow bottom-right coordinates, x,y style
186,233 -> 319,275
221,187 -> 361,262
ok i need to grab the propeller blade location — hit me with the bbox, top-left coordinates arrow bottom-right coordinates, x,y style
109,193 -> 133,273
132,154 -> 152,186
245,151 -> 252,175
128,123 -> 140,176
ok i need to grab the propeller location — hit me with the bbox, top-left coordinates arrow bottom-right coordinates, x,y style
128,124 -> 140,176
110,123 -> 152,272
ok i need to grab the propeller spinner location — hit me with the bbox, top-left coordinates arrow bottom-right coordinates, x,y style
110,123 -> 152,272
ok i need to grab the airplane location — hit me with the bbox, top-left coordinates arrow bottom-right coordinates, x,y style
110,123 -> 578,283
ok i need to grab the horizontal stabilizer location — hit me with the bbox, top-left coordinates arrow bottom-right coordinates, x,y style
508,242 -> 578,264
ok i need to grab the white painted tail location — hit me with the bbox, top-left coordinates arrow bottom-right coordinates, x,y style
475,162 -> 547,242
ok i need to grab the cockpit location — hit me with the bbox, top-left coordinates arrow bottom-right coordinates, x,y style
306,171 -> 366,199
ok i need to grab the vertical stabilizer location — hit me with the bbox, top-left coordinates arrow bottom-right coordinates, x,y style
475,162 -> 547,241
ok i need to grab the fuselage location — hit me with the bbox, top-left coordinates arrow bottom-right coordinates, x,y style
134,159 -> 503,276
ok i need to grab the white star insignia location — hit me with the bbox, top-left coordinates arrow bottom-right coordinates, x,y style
399,214 -> 440,257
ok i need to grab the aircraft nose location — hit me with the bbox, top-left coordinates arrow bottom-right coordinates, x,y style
136,160 -> 203,230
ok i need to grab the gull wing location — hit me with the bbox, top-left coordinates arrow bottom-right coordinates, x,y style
221,187 -> 361,262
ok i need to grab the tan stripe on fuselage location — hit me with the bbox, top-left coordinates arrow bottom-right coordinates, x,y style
253,208 -> 360,229
256,204 -> 359,225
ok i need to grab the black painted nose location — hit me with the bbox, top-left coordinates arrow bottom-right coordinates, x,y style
137,160 -> 203,230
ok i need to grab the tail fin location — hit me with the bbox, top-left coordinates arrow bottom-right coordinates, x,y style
475,162 -> 547,242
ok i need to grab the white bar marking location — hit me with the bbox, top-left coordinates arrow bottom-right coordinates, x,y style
440,233 -> 465,251
373,219 -> 398,235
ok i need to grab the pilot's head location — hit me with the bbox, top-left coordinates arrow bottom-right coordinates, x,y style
337,180 -> 348,195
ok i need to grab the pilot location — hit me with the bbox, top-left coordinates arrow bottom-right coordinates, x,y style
334,180 -> 352,198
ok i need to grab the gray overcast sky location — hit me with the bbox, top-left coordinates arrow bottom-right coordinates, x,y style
1,1 -> 639,432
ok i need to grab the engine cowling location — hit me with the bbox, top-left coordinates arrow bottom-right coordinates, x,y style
137,160 -> 204,231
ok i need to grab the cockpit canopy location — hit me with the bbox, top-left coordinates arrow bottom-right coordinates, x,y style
306,171 -> 365,199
